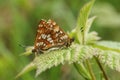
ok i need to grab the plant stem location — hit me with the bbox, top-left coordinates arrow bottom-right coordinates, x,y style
86,60 -> 96,80
83,30 -> 96,80
74,63 -> 91,80
94,56 -> 109,80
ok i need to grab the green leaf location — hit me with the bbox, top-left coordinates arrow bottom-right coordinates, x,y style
76,0 -> 94,31
85,16 -> 96,34
17,43 -> 120,77
34,44 -> 96,77
75,0 -> 95,44
16,62 -> 36,78
94,41 -> 120,52
85,16 -> 96,42
98,50 -> 120,72
86,31 -> 101,44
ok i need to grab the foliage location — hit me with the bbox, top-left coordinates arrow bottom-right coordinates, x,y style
16,0 -> 120,80
0,0 -> 120,80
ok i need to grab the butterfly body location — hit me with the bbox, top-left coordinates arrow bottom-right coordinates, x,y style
32,19 -> 74,53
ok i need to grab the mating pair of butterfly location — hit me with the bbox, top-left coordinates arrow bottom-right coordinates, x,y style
32,19 -> 74,53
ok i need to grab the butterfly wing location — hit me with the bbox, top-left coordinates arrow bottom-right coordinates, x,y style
33,19 -> 72,53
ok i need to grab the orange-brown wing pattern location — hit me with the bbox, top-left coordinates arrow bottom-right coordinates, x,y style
32,19 -> 73,53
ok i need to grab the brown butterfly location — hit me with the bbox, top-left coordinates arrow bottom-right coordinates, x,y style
32,19 -> 74,53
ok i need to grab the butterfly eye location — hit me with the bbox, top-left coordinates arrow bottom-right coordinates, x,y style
32,19 -> 74,53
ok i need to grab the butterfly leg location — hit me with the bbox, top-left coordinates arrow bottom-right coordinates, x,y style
32,48 -> 44,56
65,38 -> 74,47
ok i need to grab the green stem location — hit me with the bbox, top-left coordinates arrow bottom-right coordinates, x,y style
94,56 -> 109,80
83,31 -> 96,80
74,63 -> 91,80
86,60 -> 96,80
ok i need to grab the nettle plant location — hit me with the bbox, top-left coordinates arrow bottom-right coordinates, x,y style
16,0 -> 120,80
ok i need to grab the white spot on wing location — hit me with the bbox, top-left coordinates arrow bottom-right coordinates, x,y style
56,33 -> 58,37
36,42 -> 44,46
47,34 -> 50,38
38,36 -> 41,39
52,22 -> 56,25
39,42 -> 44,46
50,24 -> 53,27
36,43 -> 39,46
37,30 -> 40,32
60,31 -> 63,33
60,35 -> 68,40
39,24 -> 43,27
49,40 -> 53,43
43,43 -> 46,46
59,39 -> 62,42
41,34 -> 47,39
37,30 -> 42,33
47,37 -> 52,42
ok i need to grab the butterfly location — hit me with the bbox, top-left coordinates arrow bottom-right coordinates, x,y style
32,19 -> 74,53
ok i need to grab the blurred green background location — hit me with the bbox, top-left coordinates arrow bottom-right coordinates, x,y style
0,0 -> 120,80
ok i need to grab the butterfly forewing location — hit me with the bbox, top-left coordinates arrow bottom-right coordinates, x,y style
32,19 -> 73,53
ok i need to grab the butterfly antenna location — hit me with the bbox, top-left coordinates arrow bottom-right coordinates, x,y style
18,43 -> 26,48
